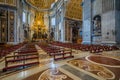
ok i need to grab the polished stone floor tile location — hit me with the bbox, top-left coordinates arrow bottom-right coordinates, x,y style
0,45 -> 120,80
61,64 -> 98,80
23,68 -> 73,80
68,55 -> 120,80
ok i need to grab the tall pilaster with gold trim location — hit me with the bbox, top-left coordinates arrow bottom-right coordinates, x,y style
0,9 -> 8,43
0,0 -> 18,44
8,10 -> 15,42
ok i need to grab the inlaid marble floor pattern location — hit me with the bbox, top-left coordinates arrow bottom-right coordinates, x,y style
0,46 -> 120,80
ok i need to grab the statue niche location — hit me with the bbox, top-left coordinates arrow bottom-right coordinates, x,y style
93,15 -> 101,36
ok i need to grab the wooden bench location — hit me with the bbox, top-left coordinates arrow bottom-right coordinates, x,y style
53,48 -> 74,60
3,62 -> 39,72
38,44 -> 74,60
3,53 -> 39,72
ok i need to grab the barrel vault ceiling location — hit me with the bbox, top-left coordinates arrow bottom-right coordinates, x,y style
26,0 -> 82,20
26,0 -> 56,9
65,0 -> 82,20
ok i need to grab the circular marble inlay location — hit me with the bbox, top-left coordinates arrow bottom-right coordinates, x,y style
86,55 -> 120,68
38,69 -> 67,80
68,59 -> 115,79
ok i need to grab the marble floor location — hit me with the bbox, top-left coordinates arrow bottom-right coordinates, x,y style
0,45 -> 120,80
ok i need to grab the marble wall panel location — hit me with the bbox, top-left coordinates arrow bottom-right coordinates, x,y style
115,11 -> 120,44
92,0 -> 102,17
82,19 -> 91,44
101,11 -> 116,44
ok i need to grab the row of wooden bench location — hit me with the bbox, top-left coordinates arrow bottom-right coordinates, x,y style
2,43 -> 39,72
0,43 -> 24,58
50,42 -> 119,53
38,44 -> 74,60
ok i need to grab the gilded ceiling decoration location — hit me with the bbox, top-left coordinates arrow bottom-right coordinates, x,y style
65,0 -> 82,20
26,0 -> 56,9
0,0 -> 16,6
26,0 -> 82,20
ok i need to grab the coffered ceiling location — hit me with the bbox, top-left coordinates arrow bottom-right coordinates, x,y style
26,0 -> 56,9
65,0 -> 82,20
26,0 -> 82,20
